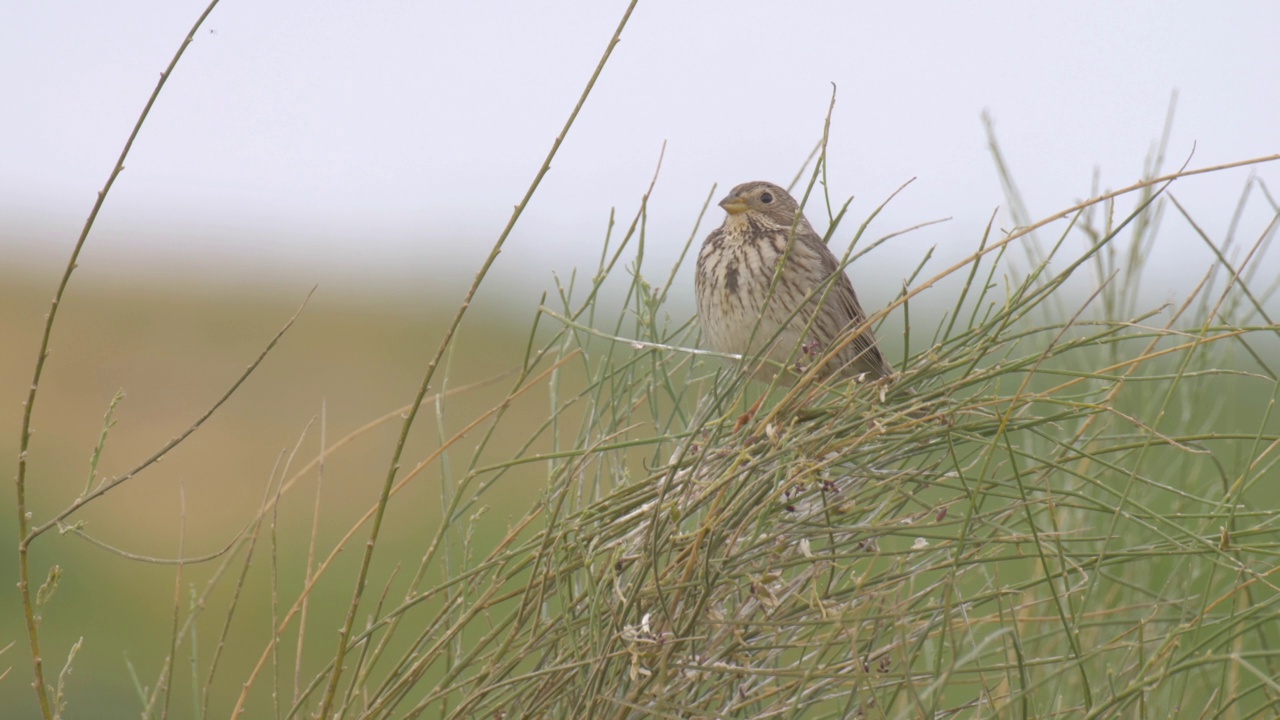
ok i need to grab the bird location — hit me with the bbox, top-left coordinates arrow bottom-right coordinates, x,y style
695,180 -> 894,384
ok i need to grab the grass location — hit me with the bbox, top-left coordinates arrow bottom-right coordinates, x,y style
8,1 -> 1280,718
390,149 -> 1280,718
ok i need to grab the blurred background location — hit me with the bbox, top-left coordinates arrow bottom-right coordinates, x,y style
3,1 -> 1279,715
6,1 -> 1280,293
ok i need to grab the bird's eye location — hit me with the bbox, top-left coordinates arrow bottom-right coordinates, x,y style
760,192 -> 773,204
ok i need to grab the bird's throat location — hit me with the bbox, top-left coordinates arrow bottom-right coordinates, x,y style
721,213 -> 758,239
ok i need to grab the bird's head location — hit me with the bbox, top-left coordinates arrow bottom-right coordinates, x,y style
718,181 -> 803,229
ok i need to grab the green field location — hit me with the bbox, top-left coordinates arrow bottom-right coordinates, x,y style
1,269 -> 577,717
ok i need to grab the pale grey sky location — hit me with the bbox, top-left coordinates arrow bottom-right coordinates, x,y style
4,1 -> 1278,300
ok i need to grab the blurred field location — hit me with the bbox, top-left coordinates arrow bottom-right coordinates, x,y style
1,266 -> 575,717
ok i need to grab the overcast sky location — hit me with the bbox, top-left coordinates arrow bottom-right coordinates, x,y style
4,1 -> 1278,301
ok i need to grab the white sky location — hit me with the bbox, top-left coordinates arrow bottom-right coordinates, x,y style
4,1 -> 1279,302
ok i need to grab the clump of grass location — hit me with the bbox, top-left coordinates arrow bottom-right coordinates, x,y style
11,1 -> 1280,718
372,155 -> 1280,718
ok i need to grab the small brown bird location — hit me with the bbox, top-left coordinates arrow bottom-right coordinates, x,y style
695,181 -> 893,383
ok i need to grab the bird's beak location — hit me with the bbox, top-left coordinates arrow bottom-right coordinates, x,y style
718,194 -> 749,215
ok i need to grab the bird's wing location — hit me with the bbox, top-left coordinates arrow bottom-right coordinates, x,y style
810,234 -> 895,378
